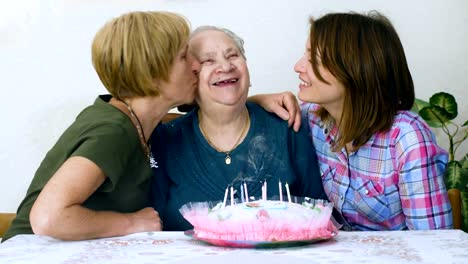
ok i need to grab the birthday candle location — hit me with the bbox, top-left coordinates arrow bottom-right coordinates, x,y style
222,187 -> 229,208
265,181 -> 267,200
262,182 -> 266,201
243,182 -> 249,202
285,182 -> 291,203
240,184 -> 245,203
230,186 -> 234,206
279,180 -> 283,202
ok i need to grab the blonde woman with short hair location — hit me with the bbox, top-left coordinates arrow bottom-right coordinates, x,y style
2,11 -> 200,242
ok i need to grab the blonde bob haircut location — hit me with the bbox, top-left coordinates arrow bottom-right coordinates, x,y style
92,11 -> 190,99
309,11 -> 415,151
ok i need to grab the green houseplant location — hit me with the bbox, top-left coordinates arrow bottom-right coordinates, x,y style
412,92 -> 468,231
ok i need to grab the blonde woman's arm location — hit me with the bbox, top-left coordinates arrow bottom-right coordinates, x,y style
30,156 -> 161,240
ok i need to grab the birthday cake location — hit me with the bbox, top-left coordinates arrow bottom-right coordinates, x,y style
180,198 -> 337,242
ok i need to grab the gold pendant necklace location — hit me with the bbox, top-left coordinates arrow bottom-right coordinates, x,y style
225,153 -> 232,165
199,110 -> 250,165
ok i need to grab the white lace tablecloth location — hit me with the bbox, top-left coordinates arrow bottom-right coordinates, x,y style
1,230 -> 467,264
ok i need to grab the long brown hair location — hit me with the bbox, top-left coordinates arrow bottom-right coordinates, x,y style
309,11 -> 414,151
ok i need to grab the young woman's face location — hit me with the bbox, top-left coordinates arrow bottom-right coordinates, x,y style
189,30 -> 250,108
294,38 -> 345,111
158,44 -> 200,105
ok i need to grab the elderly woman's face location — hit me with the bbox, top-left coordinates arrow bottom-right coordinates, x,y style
189,30 -> 250,107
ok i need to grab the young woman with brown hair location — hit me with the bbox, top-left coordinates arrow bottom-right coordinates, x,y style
257,11 -> 452,230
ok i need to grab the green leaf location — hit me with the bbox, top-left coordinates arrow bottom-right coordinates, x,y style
463,120 -> 468,127
419,105 -> 452,127
429,92 -> 458,119
462,155 -> 468,170
461,191 -> 468,232
411,98 -> 429,114
445,161 -> 463,189
461,164 -> 468,192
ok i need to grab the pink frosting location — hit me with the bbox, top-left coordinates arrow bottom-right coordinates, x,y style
181,200 -> 337,242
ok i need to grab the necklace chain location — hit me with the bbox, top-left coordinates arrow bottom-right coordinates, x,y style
118,99 -> 151,162
198,109 -> 250,165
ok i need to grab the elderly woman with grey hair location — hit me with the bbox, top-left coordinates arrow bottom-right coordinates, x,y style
150,26 -> 326,231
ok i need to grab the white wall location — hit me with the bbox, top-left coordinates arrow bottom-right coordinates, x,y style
1,0 -> 467,212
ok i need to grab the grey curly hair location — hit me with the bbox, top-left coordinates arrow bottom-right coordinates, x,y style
190,25 -> 246,59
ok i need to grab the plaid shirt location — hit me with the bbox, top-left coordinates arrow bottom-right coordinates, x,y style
302,103 -> 453,230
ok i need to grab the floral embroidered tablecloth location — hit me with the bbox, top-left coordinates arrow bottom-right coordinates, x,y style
1,230 -> 467,264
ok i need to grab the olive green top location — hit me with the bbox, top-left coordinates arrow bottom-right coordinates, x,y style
2,95 -> 152,242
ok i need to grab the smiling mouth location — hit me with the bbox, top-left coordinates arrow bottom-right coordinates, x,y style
299,78 -> 311,87
213,78 -> 239,86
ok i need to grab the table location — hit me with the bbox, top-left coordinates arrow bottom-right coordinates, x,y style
1,230 -> 467,264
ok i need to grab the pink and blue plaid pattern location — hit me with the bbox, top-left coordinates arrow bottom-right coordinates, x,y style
303,103 -> 453,230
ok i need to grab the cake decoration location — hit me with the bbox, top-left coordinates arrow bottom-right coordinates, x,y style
180,181 -> 338,243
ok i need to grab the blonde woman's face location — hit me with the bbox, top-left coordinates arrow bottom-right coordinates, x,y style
189,30 -> 250,108
294,38 -> 345,112
158,43 -> 200,105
